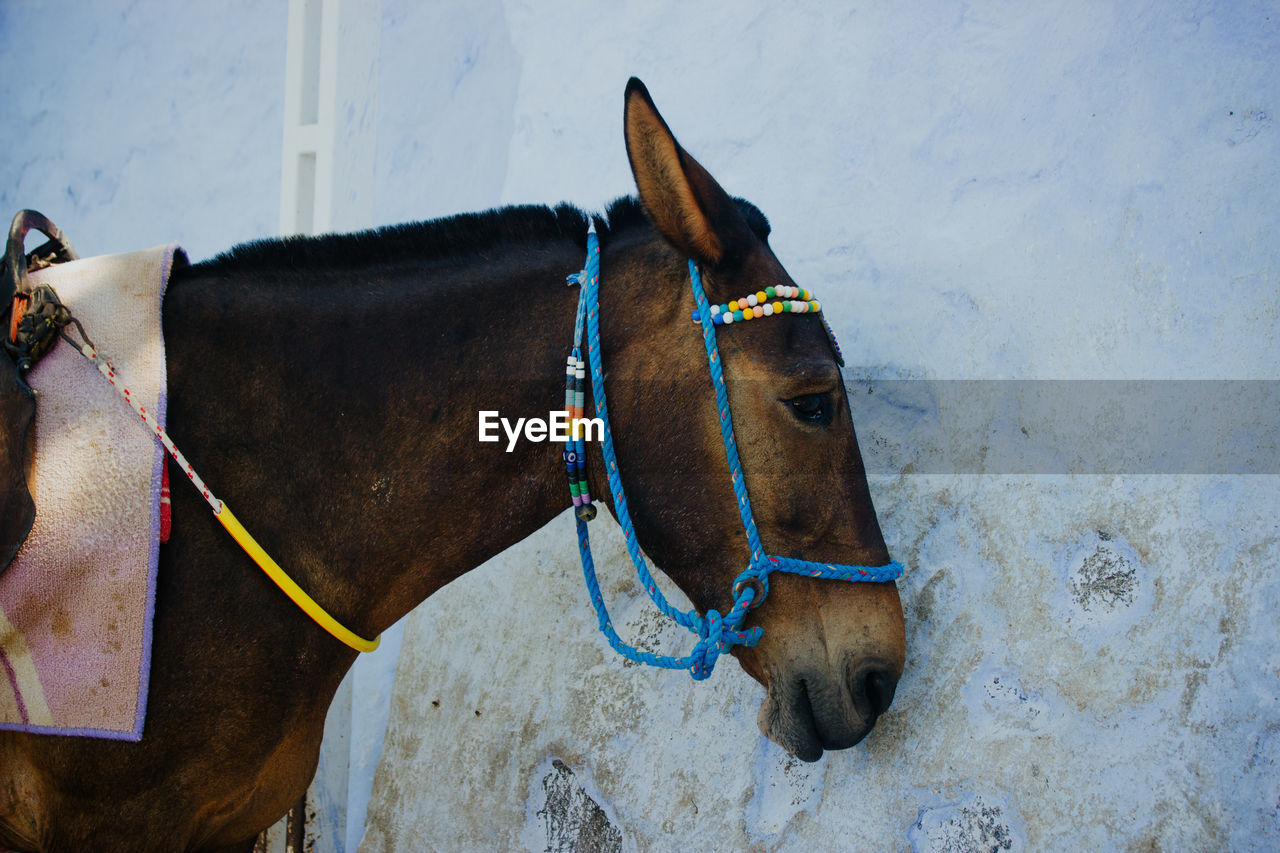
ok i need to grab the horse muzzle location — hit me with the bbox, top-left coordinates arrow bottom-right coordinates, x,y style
756,658 -> 901,762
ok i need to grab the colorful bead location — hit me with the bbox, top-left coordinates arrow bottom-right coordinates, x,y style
824,319 -> 844,364
563,352 -> 590,507
688,285 -> 826,326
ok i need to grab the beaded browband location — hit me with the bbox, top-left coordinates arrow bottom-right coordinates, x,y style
689,284 -> 844,364
691,285 -> 820,325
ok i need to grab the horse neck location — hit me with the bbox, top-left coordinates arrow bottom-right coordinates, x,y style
165,234 -> 595,645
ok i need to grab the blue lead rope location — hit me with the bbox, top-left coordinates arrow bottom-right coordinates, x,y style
568,222 -> 902,680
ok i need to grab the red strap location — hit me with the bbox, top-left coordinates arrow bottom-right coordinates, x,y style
159,462 -> 171,543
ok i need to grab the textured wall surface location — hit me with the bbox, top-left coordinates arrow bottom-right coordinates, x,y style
2,1 -> 1276,851
364,477 -> 1280,851
0,0 -> 287,261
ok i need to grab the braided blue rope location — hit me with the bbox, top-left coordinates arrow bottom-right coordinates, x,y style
568,225 -> 903,680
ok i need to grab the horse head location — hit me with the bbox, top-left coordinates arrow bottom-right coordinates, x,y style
595,79 -> 905,761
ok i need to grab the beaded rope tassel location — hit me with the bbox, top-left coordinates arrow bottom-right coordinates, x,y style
563,352 -> 592,514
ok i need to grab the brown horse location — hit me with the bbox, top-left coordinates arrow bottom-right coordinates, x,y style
0,79 -> 904,852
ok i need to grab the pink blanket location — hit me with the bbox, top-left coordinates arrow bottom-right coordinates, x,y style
0,244 -> 179,740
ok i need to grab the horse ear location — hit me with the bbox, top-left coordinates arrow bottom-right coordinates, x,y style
623,78 -> 755,267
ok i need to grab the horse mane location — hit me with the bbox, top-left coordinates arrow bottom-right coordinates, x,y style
188,195 -> 770,275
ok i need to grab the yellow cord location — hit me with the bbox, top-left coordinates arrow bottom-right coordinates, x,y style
215,504 -> 380,653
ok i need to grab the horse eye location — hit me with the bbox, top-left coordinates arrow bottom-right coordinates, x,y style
787,393 -> 833,425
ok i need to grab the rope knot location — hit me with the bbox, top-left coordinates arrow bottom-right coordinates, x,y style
690,608 -> 725,681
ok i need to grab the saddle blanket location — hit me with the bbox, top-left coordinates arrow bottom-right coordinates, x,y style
0,244 -> 181,740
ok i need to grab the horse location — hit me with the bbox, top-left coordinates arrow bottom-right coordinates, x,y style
0,78 -> 904,852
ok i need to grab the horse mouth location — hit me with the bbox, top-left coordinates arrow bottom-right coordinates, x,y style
756,662 -> 899,762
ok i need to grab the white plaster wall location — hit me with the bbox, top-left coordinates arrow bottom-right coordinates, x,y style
0,0 -> 287,261
3,1 -> 1277,850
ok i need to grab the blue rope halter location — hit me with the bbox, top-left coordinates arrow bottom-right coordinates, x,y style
565,222 -> 903,680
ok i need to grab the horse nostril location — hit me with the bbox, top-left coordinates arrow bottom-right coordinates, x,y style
855,666 -> 898,719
